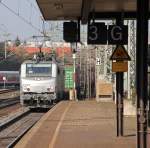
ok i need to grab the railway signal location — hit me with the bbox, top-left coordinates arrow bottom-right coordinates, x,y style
63,22 -> 80,43
110,45 -> 131,72
110,45 -> 131,136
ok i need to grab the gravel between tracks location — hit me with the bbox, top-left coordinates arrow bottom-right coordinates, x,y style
0,104 -> 22,119
0,111 -> 45,148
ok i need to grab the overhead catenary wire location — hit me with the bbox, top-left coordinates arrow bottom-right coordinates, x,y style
26,0 -> 40,13
0,24 -> 17,40
0,1 -> 43,35
26,0 -> 43,23
0,26 -> 7,33
17,0 -> 20,15
26,0 -> 45,28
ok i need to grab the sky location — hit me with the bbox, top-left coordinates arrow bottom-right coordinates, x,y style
0,0 -> 46,41
0,1 -> 149,43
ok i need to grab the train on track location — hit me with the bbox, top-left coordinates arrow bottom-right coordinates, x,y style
0,71 -> 19,88
20,57 -> 64,108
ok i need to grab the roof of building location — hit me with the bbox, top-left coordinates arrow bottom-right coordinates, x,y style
9,46 -> 72,57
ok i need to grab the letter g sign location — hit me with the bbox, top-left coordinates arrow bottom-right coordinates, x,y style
111,26 -> 122,41
108,25 -> 128,45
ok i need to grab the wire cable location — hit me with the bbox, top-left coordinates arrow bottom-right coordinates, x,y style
0,1 -> 43,35
26,0 -> 40,13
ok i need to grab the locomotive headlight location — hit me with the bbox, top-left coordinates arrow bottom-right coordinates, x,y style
50,86 -> 54,90
47,88 -> 50,91
47,86 -> 54,92
27,87 -> 30,91
23,84 -> 30,91
23,87 -> 30,91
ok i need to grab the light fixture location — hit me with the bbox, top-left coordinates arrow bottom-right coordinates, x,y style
54,3 -> 63,10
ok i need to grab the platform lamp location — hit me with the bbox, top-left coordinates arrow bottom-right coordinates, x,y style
72,47 -> 77,100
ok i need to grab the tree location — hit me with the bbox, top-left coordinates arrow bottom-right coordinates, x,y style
15,36 -> 21,47
14,46 -> 31,62
0,42 -> 5,57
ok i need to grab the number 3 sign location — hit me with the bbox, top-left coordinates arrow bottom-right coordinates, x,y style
88,22 -> 107,44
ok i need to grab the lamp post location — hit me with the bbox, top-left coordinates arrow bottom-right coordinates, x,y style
72,52 -> 76,100
0,24 -> 11,59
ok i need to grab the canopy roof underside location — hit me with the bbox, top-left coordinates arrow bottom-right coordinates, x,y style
36,0 -> 150,20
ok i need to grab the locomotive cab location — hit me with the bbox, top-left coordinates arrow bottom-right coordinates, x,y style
20,60 -> 64,108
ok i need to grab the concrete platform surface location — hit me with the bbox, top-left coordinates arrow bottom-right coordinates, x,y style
15,101 -> 142,148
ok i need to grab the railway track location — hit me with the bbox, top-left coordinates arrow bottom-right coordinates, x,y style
0,97 -> 20,109
0,109 -> 45,148
0,89 -> 17,94
0,89 -> 20,110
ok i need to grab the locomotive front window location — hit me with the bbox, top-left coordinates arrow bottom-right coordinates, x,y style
26,63 -> 52,76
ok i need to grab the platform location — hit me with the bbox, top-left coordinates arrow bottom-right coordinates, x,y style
15,100 -> 138,148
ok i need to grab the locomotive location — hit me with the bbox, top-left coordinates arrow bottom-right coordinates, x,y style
20,55 -> 64,108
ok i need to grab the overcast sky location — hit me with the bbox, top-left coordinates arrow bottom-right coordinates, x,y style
0,1 -> 150,43
0,0 -> 45,41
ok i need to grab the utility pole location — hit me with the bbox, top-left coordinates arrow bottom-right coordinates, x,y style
3,33 -> 10,59
1,24 -> 11,59
4,40 -> 7,59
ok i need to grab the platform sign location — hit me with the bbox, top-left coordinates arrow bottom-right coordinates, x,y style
65,67 -> 74,89
88,23 -> 107,44
108,25 -> 128,45
112,61 -> 128,72
110,45 -> 131,61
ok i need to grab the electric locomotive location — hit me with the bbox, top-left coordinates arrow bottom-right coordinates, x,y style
20,55 -> 64,108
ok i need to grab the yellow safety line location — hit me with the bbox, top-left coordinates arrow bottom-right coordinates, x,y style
14,102 -> 63,148
49,102 -> 72,148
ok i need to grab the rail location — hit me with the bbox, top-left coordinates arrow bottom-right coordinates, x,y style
7,119 -> 38,148
0,89 -> 17,94
0,109 -> 45,148
0,97 -> 20,109
2,104 -> 56,148
0,109 -> 30,132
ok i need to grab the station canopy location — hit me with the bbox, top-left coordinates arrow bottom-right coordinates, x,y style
36,0 -> 138,21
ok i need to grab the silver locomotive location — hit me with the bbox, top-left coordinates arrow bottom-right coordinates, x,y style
20,59 -> 64,108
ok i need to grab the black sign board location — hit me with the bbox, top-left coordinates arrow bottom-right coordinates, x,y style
63,22 -> 79,42
108,25 -> 128,45
88,23 -> 107,44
